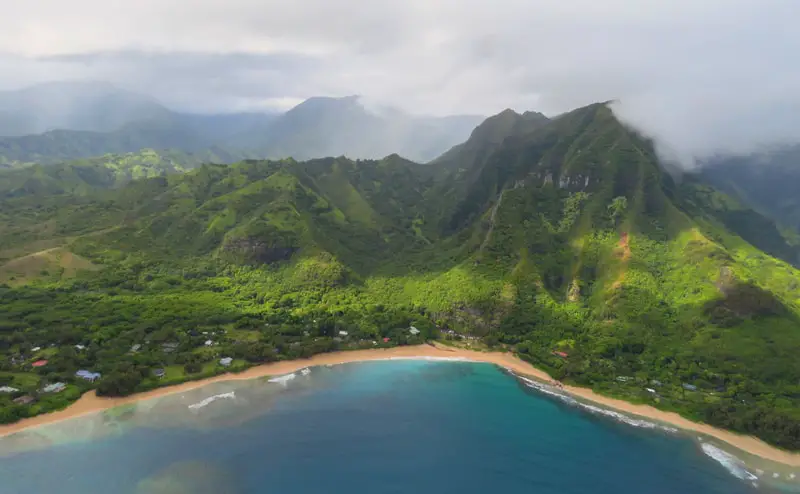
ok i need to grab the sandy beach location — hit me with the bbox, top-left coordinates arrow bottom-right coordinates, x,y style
2,343 -> 800,466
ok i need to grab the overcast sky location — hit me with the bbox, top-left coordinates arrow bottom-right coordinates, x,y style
2,0 -> 799,164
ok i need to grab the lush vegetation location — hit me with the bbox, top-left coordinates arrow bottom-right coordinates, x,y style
2,103 -> 800,452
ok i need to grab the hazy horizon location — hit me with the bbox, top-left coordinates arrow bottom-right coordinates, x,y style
4,0 -> 800,166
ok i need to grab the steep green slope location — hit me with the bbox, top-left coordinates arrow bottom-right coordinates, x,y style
0,148 -> 237,199
2,103 -> 800,451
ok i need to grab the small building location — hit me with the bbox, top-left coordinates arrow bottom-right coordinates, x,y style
409,326 -> 421,336
682,383 -> 698,391
616,376 -> 633,383
13,395 -> 35,405
383,337 -> 390,343
204,340 -> 214,347
153,368 -> 166,379
130,344 -> 142,352
645,388 -> 657,394
338,331 -> 348,337
162,342 -> 179,353
74,344 -> 86,350
31,360 -> 48,368
31,347 -> 41,352
553,351 -> 569,358
219,357 -> 233,367
0,386 -> 19,393
42,382 -> 66,393
75,370 -> 102,382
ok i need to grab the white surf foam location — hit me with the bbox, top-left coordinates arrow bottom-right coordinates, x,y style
516,375 -> 578,405
512,372 -> 677,433
576,402 -> 678,433
268,373 -> 297,385
700,443 -> 759,482
300,367 -> 311,376
187,392 -> 236,410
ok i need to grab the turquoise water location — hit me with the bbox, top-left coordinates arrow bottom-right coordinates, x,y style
0,360 -> 783,493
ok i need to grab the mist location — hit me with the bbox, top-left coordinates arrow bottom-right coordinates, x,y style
3,0 -> 800,166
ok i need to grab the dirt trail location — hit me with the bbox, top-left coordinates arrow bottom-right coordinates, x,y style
610,231 -> 631,289
478,190 -> 506,253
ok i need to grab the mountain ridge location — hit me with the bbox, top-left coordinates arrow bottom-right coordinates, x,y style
0,82 -> 484,166
1,101 -> 800,453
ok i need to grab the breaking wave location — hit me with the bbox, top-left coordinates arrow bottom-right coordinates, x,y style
512,372 -> 676,433
700,443 -> 759,483
268,373 -> 297,385
577,403 -> 678,433
187,392 -> 236,410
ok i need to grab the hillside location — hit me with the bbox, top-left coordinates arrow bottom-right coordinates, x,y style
2,102 -> 800,451
0,148 -> 251,199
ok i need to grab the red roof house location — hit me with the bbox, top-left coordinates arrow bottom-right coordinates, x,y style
553,351 -> 569,358
383,337 -> 390,343
32,360 -> 48,367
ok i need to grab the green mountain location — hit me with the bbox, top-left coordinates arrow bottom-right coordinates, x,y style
0,148 -> 248,199
2,102 -> 800,451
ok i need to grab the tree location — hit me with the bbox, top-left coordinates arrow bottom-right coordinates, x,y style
608,196 -> 628,226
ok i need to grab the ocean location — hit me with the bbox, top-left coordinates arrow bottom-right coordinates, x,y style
0,360 -> 791,493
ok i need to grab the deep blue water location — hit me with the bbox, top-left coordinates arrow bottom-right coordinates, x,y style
0,361 -> 772,493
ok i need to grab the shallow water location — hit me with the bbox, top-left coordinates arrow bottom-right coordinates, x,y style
0,361 -> 788,493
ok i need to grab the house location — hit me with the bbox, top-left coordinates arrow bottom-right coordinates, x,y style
31,347 -> 41,352
162,342 -> 179,353
0,386 -> 19,393
616,376 -> 633,383
75,370 -> 102,382
383,337 -> 390,343
153,368 -> 166,379
338,331 -> 349,336
130,344 -> 142,352
74,345 -> 86,350
553,351 -> 569,358
409,326 -> 421,336
219,357 -> 233,367
204,340 -> 214,347
682,383 -> 698,391
13,395 -> 35,405
31,360 -> 48,368
646,388 -> 657,394
42,382 -> 66,393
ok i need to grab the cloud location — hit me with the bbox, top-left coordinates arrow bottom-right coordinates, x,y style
2,0 -> 800,163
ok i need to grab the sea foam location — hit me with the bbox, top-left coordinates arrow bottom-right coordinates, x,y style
700,443 -> 759,483
513,373 -> 677,433
187,392 -> 236,410
269,373 -> 297,385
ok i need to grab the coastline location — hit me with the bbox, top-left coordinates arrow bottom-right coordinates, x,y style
2,344 -> 800,467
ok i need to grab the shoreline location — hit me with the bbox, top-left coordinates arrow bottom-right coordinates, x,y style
2,344 -> 800,466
